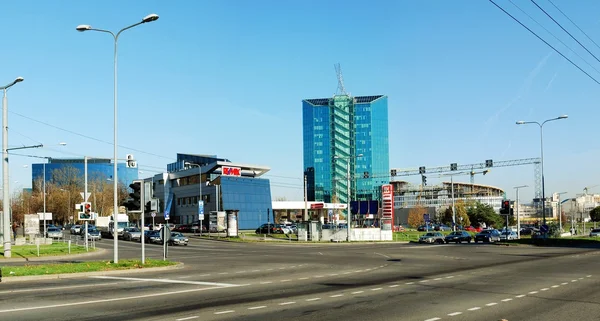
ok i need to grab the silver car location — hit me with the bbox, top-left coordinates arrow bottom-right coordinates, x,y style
46,227 -> 63,239
169,232 -> 189,246
419,232 -> 445,244
123,227 -> 142,241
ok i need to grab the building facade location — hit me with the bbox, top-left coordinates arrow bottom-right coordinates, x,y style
31,158 -> 138,190
302,94 -> 389,205
144,153 -> 272,230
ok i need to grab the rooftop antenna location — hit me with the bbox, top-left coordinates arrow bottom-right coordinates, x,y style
334,63 -> 347,96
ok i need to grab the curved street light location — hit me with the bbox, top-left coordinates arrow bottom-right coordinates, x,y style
76,14 -> 159,264
516,115 -> 568,230
1,76 -> 24,258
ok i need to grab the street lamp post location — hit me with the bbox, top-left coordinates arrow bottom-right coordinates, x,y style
516,115 -> 568,231
77,13 -> 159,263
1,76 -> 24,258
185,162 -> 203,231
556,192 -> 568,233
514,185 -> 528,239
334,154 -> 362,242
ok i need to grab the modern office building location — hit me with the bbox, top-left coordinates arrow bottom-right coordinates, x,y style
31,158 -> 138,190
143,153 -> 272,230
302,94 -> 389,205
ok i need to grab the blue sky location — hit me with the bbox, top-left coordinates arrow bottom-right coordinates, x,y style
1,0 -> 599,203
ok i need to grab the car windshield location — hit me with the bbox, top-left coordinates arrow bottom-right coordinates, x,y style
48,228 -> 59,232
424,233 -> 435,236
450,232 -> 461,236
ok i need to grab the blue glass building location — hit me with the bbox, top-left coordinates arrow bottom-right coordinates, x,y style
147,153 -> 272,230
302,95 -> 389,204
31,158 -> 139,190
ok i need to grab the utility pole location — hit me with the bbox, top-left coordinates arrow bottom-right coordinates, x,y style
304,174 -> 308,222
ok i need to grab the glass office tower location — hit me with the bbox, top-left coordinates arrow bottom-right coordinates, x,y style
302,95 -> 389,205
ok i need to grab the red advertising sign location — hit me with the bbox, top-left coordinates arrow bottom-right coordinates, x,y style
381,184 -> 394,222
222,166 -> 242,176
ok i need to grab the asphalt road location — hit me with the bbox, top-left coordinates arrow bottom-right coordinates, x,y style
1,236 -> 599,321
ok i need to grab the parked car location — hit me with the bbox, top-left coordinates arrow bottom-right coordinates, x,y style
123,227 -> 142,242
435,224 -> 452,231
474,229 -> 501,243
145,230 -> 162,244
168,232 -> 189,246
464,226 -> 483,232
589,228 -> 600,237
444,231 -> 472,243
419,232 -> 445,244
46,227 -> 63,239
500,231 -> 518,241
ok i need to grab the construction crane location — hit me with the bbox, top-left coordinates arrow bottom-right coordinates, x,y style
584,185 -> 598,195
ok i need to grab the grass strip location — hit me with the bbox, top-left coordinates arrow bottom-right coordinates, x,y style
1,259 -> 177,277
1,243 -> 92,258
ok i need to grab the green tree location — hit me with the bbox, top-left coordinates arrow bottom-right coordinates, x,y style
467,202 -> 503,229
590,206 -> 600,222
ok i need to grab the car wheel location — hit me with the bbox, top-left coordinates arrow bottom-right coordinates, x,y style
467,239 -> 471,243
474,240 -> 478,243
445,241 -> 449,244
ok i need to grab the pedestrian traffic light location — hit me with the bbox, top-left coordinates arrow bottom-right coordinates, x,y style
419,166 -> 426,174
421,175 -> 427,186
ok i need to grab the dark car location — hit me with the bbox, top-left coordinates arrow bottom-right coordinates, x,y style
256,223 -> 278,234
444,231 -> 472,244
474,229 -> 501,243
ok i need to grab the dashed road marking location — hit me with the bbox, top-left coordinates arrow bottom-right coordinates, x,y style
279,302 -> 295,306
176,316 -> 198,321
252,270 -> 260,272
315,275 -> 324,278
329,274 -> 339,277
467,307 -> 481,311
551,285 -> 559,288
541,288 -> 549,291
486,302 -> 497,306
406,282 -> 415,285
352,291 -> 364,294
248,306 -> 266,310
306,298 -> 321,302
281,280 -> 292,283
389,285 -> 399,288
587,275 -> 592,277
235,271 -> 246,274
434,278 -> 442,281
330,294 -> 344,298
446,276 -> 454,279
218,272 -> 229,275
371,288 -> 382,291
561,282 -> 568,285
214,310 -> 234,315
572,280 -> 578,282
424,318 -> 441,321
448,312 -> 462,316
298,277 -> 309,280
501,298 -> 513,302
516,295 -> 526,298
419,280 -> 430,283
528,291 -> 538,294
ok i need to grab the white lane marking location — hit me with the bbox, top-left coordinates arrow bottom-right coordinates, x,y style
343,272 -> 351,275
587,275 -> 592,277
541,288 -> 549,291
176,316 -> 199,321
329,274 -> 339,276
279,301 -> 295,306
315,275 -> 325,278
528,291 -> 538,294
579,277 -> 584,280
445,276 -> 454,279
214,310 -> 234,315
467,307 -> 481,311
389,285 -> 399,288
236,271 -> 246,274
330,294 -> 344,298
298,277 -> 309,280
319,252 -> 323,255
252,270 -> 260,272
424,318 -> 441,321
419,280 -> 429,283
352,291 -> 364,294
198,274 -> 211,277
486,303 -> 497,306
365,269 -> 372,271
434,278 -> 442,281
355,270 -> 363,273
448,312 -> 462,316
260,281 -> 272,284
281,279 -> 292,282
0,284 -> 243,314
516,295 -> 526,298
89,276 -> 240,287
248,306 -> 266,310
371,288 -> 382,291
406,282 -> 415,285
561,282 -> 568,285
551,285 -> 559,288
0,281 -> 131,294
380,265 -> 385,268
374,252 -> 390,259
306,298 -> 321,302
178,276 -> 193,279
501,298 -> 513,302
572,280 -> 578,282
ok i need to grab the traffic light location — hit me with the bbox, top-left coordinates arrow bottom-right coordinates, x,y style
123,180 -> 143,213
485,159 -> 493,168
421,175 -> 427,186
419,166 -> 426,174
363,171 -> 369,178
390,169 -> 397,177
450,163 -> 457,171
500,200 -> 510,215
145,201 -> 151,214
78,202 -> 92,220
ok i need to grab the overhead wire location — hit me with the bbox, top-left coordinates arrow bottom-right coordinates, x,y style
489,0 -> 600,85
546,0 -> 600,52
508,0 -> 600,75
530,0 -> 600,64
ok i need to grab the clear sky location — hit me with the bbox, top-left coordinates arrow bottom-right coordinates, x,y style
1,0 -> 598,203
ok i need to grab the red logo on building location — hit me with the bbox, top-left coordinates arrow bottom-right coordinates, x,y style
222,166 -> 241,176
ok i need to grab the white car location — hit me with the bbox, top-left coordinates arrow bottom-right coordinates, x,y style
46,227 -> 63,239
500,231 -> 518,241
70,225 -> 82,234
589,229 -> 600,237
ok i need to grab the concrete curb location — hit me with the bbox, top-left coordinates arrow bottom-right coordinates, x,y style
1,262 -> 185,283
0,247 -> 107,263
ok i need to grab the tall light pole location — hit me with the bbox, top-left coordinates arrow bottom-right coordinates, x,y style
334,154 -> 362,242
516,115 -> 568,230
1,76 -> 24,258
185,162 -> 203,229
514,185 -> 528,239
77,13 -> 159,263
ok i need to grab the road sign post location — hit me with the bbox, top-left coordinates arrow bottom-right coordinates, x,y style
198,200 -> 204,236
